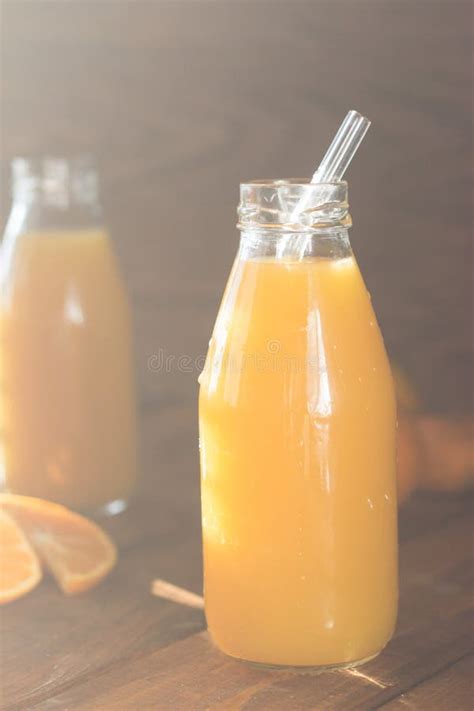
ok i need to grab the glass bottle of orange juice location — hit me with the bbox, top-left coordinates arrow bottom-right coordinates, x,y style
0,157 -> 138,514
199,179 -> 398,670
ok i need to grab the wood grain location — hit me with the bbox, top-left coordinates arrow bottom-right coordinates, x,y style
380,655 -> 474,710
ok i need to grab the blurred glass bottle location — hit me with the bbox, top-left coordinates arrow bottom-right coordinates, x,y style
0,157 -> 138,514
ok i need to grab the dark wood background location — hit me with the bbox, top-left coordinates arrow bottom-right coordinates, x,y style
1,3 -> 473,709
1,0 -> 472,417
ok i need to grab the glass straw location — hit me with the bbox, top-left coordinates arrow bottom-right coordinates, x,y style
281,110 -> 371,258
311,110 -> 371,184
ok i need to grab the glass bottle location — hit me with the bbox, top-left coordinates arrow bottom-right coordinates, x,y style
0,157 -> 138,514
199,179 -> 398,670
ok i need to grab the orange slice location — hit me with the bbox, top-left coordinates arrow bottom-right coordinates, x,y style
0,494 -> 117,595
0,509 -> 42,604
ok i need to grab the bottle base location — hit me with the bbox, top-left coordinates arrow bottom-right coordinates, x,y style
230,651 -> 381,675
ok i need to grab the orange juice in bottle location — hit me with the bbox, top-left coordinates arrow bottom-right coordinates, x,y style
0,157 -> 138,513
199,179 -> 398,669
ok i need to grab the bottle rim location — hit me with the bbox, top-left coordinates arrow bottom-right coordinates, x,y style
238,179 -> 351,232
10,155 -> 99,206
240,178 -> 348,188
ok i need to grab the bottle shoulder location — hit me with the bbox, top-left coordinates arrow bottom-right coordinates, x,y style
200,255 -> 394,413
0,228 -> 131,326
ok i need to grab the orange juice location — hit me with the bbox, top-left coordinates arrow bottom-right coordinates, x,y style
0,228 -> 138,511
199,254 -> 398,668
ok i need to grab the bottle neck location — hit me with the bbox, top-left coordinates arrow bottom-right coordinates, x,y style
238,226 -> 352,261
4,197 -> 103,241
5,157 -> 104,236
237,180 -> 352,260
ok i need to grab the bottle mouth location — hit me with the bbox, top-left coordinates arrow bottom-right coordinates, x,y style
11,155 -> 99,206
238,178 -> 351,231
241,178 -> 347,187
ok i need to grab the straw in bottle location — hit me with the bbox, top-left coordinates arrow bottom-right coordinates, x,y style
280,110 -> 371,258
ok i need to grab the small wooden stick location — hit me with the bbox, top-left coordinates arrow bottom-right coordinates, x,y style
151,579 -> 204,610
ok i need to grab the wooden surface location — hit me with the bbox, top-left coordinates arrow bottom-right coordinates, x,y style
1,2 -> 473,710
1,478 -> 473,710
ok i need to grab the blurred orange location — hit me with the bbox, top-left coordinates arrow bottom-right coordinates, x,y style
417,417 -> 474,492
393,364 -> 473,502
392,363 -> 420,413
396,415 -> 421,504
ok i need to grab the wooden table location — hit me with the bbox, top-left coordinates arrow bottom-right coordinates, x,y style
1,399 -> 473,710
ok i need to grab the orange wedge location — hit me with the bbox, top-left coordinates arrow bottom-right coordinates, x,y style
0,509 -> 42,604
0,494 -> 117,595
